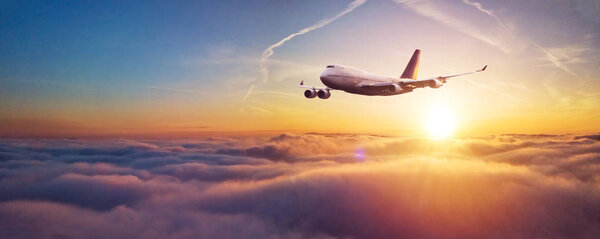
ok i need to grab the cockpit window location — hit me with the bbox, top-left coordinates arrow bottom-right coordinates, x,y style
326,65 -> 334,68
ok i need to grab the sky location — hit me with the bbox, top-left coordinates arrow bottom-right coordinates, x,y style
1,0 -> 600,137
2,1 -> 600,238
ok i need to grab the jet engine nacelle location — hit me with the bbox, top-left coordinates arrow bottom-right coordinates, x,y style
387,84 -> 403,93
304,89 -> 317,98
429,79 -> 443,88
317,90 -> 331,99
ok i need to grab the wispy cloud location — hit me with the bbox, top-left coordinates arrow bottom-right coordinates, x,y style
461,0 -> 510,32
241,84 -> 255,102
529,42 -> 583,80
392,0 -> 515,53
259,0 -> 366,83
458,0 -> 582,79
243,0 -> 367,101
394,0 -> 583,80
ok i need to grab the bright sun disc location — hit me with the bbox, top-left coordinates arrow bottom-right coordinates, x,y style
425,105 -> 456,139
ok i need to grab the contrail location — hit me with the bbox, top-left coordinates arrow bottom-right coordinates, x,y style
242,84 -> 255,102
460,0 -> 581,79
461,0 -> 510,32
244,0 -> 366,101
259,0 -> 366,83
392,0 -> 509,52
396,0 -> 581,79
529,41 -> 582,80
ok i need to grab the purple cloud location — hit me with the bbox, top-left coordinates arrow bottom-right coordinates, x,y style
1,133 -> 600,238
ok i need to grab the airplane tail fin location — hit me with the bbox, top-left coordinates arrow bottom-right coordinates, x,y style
400,49 -> 420,79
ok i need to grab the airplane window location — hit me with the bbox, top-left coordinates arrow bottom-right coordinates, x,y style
326,65 -> 334,68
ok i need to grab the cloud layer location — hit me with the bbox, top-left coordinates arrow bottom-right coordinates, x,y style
1,133 -> 600,238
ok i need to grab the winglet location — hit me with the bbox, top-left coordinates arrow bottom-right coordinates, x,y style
300,80 -> 304,85
478,65 -> 487,72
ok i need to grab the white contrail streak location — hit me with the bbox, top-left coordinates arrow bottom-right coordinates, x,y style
461,0 -> 510,32
392,0 -> 508,52
259,0 -> 366,83
242,84 -> 255,102
529,41 -> 582,79
243,0 -> 366,101
459,0 -> 581,79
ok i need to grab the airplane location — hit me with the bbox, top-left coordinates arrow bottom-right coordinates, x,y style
299,49 -> 486,99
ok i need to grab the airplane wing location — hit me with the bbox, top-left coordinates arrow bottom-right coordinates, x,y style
400,65 -> 487,88
356,82 -> 396,88
355,81 -> 399,91
298,81 -> 331,91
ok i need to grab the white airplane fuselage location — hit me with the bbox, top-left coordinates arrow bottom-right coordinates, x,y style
320,65 -> 410,96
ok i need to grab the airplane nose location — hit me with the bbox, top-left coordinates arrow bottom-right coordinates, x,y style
320,70 -> 330,82
320,73 -> 329,84
320,70 -> 328,79
320,68 -> 335,87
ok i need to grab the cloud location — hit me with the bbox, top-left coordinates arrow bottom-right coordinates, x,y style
459,0 -> 584,79
1,133 -> 600,238
197,158 -> 600,238
393,0 -> 521,53
0,201 -> 278,239
0,173 -> 155,210
259,0 -> 366,82
244,0 -> 366,101
529,41 -> 583,80
574,134 -> 600,141
461,0 -> 510,31
394,0 -> 584,79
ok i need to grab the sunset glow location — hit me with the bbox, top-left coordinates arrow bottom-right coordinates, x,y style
425,104 -> 456,139
1,0 -> 599,137
1,0 -> 599,238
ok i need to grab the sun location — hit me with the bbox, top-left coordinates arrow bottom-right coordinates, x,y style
425,104 -> 456,139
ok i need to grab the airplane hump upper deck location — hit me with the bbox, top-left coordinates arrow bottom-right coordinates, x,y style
400,49 -> 420,80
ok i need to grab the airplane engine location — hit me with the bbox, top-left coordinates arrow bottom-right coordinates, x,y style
304,89 -> 317,98
387,84 -> 403,93
317,90 -> 331,99
429,79 -> 443,88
